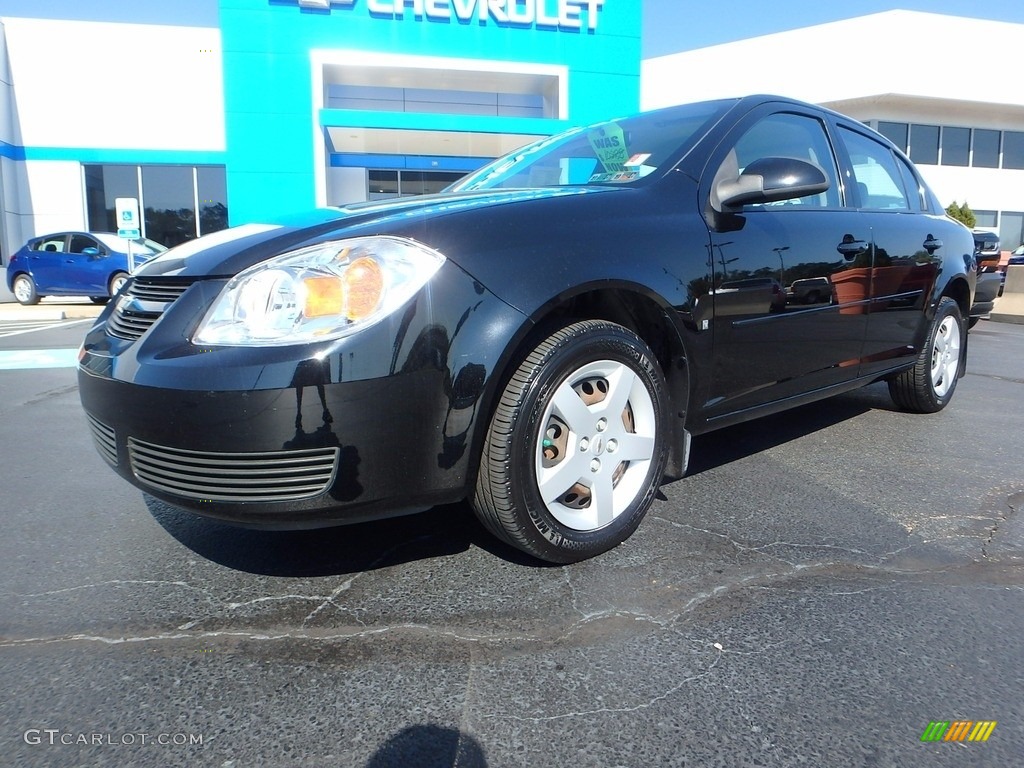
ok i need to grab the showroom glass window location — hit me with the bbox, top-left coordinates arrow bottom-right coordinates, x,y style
367,169 -> 462,200
84,164 -> 228,246
142,166 -> 195,247
197,167 -> 229,235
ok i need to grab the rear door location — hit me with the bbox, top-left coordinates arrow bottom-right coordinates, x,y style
834,124 -> 945,378
25,234 -> 69,292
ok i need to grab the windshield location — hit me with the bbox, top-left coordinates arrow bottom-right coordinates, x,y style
450,100 -> 734,192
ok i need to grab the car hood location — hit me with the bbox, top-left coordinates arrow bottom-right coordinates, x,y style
136,187 -> 619,279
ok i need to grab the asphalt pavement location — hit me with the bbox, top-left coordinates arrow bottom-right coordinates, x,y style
0,306 -> 1021,767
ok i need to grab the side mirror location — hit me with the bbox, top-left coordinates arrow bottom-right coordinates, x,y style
82,247 -> 101,257
715,157 -> 830,210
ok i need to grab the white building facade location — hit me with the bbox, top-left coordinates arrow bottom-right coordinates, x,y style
643,11 -> 1024,249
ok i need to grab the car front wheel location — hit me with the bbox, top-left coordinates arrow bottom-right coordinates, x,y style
888,297 -> 964,413
12,274 -> 39,306
473,320 -> 669,563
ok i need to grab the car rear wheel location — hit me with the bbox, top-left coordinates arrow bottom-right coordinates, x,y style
888,297 -> 964,413
472,320 -> 668,563
108,272 -> 129,298
12,274 -> 39,306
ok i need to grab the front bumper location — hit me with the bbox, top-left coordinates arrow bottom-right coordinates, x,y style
77,263 -> 527,527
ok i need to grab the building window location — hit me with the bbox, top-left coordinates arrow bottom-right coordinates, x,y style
84,164 -> 228,246
972,129 -> 1001,168
328,84 -> 548,119
323,62 -> 561,119
1003,132 -> 1024,170
877,121 -> 908,153
974,210 -> 997,229
367,169 -> 463,200
197,167 -> 229,236
909,124 -> 939,165
941,126 -> 970,167
368,170 -> 400,200
1001,211 -> 1024,250
84,165 -> 139,232
142,166 -> 195,248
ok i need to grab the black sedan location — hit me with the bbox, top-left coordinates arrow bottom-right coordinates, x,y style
78,95 -> 975,563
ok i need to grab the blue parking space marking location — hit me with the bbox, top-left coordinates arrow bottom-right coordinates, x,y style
0,349 -> 80,370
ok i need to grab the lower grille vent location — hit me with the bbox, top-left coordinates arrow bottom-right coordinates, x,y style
127,439 -> 339,503
86,415 -> 118,467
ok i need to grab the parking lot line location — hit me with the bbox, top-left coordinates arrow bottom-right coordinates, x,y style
0,348 -> 80,370
0,318 -> 93,338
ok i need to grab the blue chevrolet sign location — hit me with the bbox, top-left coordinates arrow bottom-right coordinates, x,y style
292,0 -> 607,31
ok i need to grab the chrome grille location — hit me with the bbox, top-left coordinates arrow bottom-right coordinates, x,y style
86,414 -> 118,467
107,277 -> 192,341
127,438 -> 339,503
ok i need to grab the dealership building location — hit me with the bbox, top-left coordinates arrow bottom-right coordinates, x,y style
2,3 -> 1023,264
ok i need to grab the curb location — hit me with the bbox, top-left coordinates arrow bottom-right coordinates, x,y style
0,303 -> 105,322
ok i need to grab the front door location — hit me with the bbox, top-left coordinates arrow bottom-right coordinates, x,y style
702,109 -> 869,417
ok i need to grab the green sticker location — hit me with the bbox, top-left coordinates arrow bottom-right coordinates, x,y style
589,124 -> 629,173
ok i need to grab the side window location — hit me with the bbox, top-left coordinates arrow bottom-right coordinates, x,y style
69,235 -> 101,254
895,155 -> 926,212
33,236 -> 66,253
727,112 -> 841,208
839,127 -> 910,210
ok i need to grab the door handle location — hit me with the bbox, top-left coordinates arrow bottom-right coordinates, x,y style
923,235 -> 943,253
837,238 -> 869,260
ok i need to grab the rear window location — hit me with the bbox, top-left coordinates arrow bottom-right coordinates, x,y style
31,237 -> 65,253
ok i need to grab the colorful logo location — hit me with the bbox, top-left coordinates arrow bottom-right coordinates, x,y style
921,721 -> 997,743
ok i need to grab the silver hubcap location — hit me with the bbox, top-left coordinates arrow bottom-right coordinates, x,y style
536,360 -> 657,531
930,315 -> 960,398
110,276 -> 128,296
13,277 -> 31,303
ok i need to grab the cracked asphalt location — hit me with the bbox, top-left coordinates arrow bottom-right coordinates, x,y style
1,317 -> 1022,767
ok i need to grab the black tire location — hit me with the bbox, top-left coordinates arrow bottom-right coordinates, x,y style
89,296 -> 109,305
472,320 -> 669,563
888,297 -> 965,413
12,273 -> 39,306
108,272 -> 129,298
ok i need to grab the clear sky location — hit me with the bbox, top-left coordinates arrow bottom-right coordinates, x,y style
2,0 -> 1024,57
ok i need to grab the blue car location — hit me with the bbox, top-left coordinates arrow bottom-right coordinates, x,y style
6,231 -> 166,305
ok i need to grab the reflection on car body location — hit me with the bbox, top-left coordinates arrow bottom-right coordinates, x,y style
786,277 -> 833,305
78,95 -> 976,563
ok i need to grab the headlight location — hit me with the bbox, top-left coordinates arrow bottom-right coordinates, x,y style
193,236 -> 445,346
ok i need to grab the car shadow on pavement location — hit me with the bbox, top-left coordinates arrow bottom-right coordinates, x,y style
146,495 -> 538,576
683,382 -> 892,477
147,383 -> 900,575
